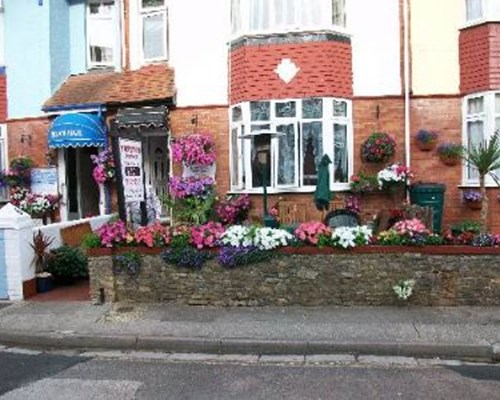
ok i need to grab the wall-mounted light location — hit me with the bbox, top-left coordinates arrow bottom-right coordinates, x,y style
20,134 -> 32,146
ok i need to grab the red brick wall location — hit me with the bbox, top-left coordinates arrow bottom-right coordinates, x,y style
459,23 -> 500,94
169,106 -> 230,195
7,117 -> 51,167
230,40 -> 352,104
0,74 -> 7,122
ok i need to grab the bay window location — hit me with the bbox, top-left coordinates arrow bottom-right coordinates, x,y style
463,92 -> 500,184
230,97 -> 352,193
465,0 -> 500,23
231,0 -> 346,36
140,0 -> 168,62
87,0 -> 118,68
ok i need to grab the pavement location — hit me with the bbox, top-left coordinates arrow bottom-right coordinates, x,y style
0,301 -> 499,362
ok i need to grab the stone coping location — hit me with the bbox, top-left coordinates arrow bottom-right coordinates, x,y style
87,245 -> 500,258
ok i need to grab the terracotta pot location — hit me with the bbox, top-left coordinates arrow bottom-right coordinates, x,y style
439,154 -> 460,166
417,141 -> 436,151
465,200 -> 483,210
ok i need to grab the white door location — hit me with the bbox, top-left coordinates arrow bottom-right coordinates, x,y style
145,136 -> 169,216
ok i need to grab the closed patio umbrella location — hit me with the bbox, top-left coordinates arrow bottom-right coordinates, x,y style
314,154 -> 332,211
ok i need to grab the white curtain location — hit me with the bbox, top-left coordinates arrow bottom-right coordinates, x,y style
249,0 -> 269,31
274,0 -> 296,29
231,0 -> 241,33
468,121 -> 484,180
143,13 -> 165,60
300,0 -> 324,28
466,0 -> 482,21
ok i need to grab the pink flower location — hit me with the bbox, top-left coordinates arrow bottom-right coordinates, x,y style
294,222 -> 331,246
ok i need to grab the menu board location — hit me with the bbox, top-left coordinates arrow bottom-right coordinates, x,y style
118,138 -> 145,203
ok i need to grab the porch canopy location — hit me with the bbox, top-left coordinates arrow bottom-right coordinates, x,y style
114,105 -> 168,133
48,113 -> 107,148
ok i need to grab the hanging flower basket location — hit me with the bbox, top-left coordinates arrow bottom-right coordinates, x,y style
361,132 -> 396,164
415,129 -> 438,151
439,154 -> 460,166
437,143 -> 462,166
462,190 -> 484,210
465,200 -> 483,210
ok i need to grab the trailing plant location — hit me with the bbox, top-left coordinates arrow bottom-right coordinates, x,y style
393,279 -> 415,301
162,247 -> 211,269
215,194 -> 251,225
113,252 -> 142,277
46,245 -> 88,280
350,171 -> 380,193
90,149 -> 115,184
415,129 -> 438,145
0,156 -> 34,188
462,190 -> 484,203
377,163 -> 413,190
30,230 -> 55,274
217,246 -> 273,269
171,133 -> 216,166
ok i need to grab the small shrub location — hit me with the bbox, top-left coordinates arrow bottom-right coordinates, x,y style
82,232 -> 101,249
46,245 -> 88,280
217,246 -> 273,268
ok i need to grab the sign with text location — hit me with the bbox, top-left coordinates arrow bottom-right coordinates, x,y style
119,138 -> 145,203
30,168 -> 58,195
182,162 -> 216,179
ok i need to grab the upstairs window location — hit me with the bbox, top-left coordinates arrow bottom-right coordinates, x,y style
140,0 -> 168,62
465,0 -> 500,23
87,0 -> 118,68
231,0 -> 346,37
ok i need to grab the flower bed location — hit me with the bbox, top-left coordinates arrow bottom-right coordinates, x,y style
88,245 -> 500,306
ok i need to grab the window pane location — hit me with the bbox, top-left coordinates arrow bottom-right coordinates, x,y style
88,18 -> 114,64
467,97 -> 484,114
143,13 -> 166,60
274,0 -> 296,28
302,98 -> 323,119
89,0 -> 114,15
332,0 -> 346,27
333,100 -> 347,117
142,0 -> 164,8
250,101 -> 270,121
277,124 -> 296,185
251,135 -> 271,188
302,122 -> 323,185
333,124 -> 348,183
275,101 -> 296,118
467,120 -> 484,180
495,94 -> 500,113
466,0 -> 483,21
249,0 -> 269,30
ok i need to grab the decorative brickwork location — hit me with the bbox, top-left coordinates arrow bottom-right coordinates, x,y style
230,36 -> 353,104
459,22 -> 500,94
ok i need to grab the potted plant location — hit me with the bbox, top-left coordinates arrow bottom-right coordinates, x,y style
415,129 -> 438,151
361,132 -> 396,163
437,142 -> 463,166
46,245 -> 88,285
349,171 -> 380,194
30,230 -> 55,293
462,190 -> 484,210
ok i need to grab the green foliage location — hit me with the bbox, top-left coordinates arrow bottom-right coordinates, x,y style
162,247 -> 212,269
463,131 -> 500,181
164,194 -> 216,225
113,252 -> 142,277
30,230 -> 54,274
424,234 -> 445,246
46,245 -> 88,279
82,232 -> 102,249
450,220 -> 482,236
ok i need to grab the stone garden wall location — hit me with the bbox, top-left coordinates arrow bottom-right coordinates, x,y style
88,247 -> 500,306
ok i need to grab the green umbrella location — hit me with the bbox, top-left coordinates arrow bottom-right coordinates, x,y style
314,154 -> 332,211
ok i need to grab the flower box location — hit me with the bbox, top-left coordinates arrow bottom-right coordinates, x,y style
439,154 -> 460,166
465,200 -> 483,210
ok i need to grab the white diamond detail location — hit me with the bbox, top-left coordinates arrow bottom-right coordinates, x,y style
274,58 -> 300,84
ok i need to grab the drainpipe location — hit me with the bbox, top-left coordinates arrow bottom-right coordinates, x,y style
403,0 -> 411,170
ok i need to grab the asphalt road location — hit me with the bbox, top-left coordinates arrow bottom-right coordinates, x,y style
1,349 -> 500,400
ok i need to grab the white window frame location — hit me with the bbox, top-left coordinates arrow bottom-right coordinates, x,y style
230,0 -> 347,39
86,0 -> 120,69
464,0 -> 500,26
139,0 -> 168,64
229,97 -> 353,194
0,124 -> 8,201
462,91 -> 500,186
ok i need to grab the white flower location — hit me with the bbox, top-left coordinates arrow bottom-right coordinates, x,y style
221,225 -> 293,250
331,225 -> 372,249
393,279 -> 415,300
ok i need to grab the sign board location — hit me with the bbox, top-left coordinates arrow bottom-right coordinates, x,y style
30,168 -> 58,195
119,138 -> 145,203
182,162 -> 216,179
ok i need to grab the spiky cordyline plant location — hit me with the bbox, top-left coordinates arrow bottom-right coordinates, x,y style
463,130 -> 500,231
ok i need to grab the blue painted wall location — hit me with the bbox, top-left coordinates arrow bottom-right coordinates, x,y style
4,0 -> 87,118
4,0 -> 51,118
0,230 -> 7,299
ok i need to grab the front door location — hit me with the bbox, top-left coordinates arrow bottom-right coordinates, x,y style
145,136 -> 169,216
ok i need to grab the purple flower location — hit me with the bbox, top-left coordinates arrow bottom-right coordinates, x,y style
463,190 -> 484,202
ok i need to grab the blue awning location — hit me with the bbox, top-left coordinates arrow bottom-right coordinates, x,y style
48,113 -> 107,148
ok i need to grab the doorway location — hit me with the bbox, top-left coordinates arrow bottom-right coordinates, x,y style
144,136 -> 169,216
65,147 -> 100,220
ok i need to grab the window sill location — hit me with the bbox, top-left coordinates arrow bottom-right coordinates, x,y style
458,183 -> 500,189
460,18 -> 500,30
228,185 -> 351,195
